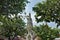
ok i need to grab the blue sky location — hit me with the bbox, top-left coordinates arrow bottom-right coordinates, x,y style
25,0 -> 57,28
25,0 -> 42,13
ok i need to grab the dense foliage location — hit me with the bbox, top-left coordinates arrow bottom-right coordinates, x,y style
0,15 -> 26,40
0,0 -> 28,40
0,0 -> 28,15
33,24 -> 59,40
33,0 -> 60,27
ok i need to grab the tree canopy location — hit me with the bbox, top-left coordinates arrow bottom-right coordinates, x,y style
33,0 -> 60,27
0,0 -> 28,39
0,15 -> 26,40
0,0 -> 28,15
33,24 -> 59,40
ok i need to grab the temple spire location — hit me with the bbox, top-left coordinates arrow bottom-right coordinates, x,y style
26,13 -> 35,40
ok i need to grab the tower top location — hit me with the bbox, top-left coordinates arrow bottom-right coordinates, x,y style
29,13 -> 31,17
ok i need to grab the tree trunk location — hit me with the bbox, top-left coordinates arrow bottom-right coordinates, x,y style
8,36 -> 11,40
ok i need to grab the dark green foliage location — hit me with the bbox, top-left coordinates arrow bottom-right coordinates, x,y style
0,0 -> 28,39
33,24 -> 59,40
0,0 -> 28,15
33,0 -> 60,26
0,15 -> 26,40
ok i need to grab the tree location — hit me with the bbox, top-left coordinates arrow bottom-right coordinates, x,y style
33,0 -> 60,27
0,0 -> 28,15
0,0 -> 28,40
33,24 -> 59,40
0,0 -> 28,39
0,15 -> 26,40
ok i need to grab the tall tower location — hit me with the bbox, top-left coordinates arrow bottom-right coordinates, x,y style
26,13 -> 35,40
27,13 -> 33,31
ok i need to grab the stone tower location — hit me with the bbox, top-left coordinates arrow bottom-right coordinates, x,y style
26,13 -> 35,40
